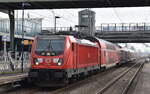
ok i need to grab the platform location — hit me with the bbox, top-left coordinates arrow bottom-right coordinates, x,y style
132,62 -> 150,94
0,73 -> 28,85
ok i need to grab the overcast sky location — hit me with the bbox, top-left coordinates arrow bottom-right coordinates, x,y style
0,7 -> 150,53
1,7 -> 150,28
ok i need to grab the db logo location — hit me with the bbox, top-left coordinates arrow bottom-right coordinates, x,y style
45,58 -> 52,63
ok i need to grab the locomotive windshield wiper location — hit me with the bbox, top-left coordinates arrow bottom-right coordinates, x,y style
47,40 -> 54,52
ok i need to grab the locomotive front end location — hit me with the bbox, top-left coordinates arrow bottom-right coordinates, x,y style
29,35 -> 68,86
32,35 -> 65,68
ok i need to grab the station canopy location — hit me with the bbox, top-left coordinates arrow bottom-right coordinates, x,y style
0,0 -> 150,9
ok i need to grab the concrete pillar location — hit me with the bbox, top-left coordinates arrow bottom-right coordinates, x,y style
8,10 -> 15,52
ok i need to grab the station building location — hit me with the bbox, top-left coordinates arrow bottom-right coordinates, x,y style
0,18 -> 42,52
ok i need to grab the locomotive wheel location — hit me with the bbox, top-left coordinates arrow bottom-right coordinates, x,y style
64,77 -> 69,85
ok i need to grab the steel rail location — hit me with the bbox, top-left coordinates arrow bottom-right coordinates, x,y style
122,63 -> 144,94
51,67 -> 117,94
52,58 -> 140,94
21,88 -> 39,94
50,63 -> 131,94
4,62 -> 130,94
95,62 -> 143,94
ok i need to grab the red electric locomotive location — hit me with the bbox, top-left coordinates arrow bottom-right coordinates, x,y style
29,33 -> 100,86
29,32 -> 122,86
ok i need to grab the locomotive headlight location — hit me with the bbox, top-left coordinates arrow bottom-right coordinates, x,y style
58,63 -> 62,66
57,59 -> 63,66
34,58 -> 43,65
37,58 -> 43,63
53,58 -> 59,63
35,62 -> 40,65
47,52 -> 51,56
53,58 -> 63,66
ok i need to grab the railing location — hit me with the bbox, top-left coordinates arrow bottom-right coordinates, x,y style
0,51 -> 30,74
42,27 -> 77,33
0,18 -> 42,37
43,23 -> 150,33
96,23 -> 150,32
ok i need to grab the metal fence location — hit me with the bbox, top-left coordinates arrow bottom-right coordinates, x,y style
0,51 -> 30,74
42,27 -> 77,33
96,23 -> 150,32
0,18 -> 42,37
43,23 -> 150,33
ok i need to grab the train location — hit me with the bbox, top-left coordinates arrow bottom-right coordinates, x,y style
29,31 -> 136,86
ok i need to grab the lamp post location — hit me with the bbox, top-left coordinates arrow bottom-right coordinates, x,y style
54,16 -> 60,32
21,2 -> 31,72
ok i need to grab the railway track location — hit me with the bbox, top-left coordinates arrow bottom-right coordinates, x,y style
41,62 -> 137,94
3,58 -> 145,94
31,65 -> 124,94
95,61 -> 144,94
48,59 -> 145,94
4,62 -> 133,94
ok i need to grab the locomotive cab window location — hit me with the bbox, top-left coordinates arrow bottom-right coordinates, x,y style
35,37 -> 65,56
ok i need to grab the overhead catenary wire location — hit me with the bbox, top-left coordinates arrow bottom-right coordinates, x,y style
50,9 -> 77,26
112,8 -> 123,23
18,10 -> 72,27
33,10 -> 76,26
17,11 -> 63,26
30,0 -> 81,26
46,0 -> 79,24
59,9 -> 78,19
51,10 -> 77,24
106,0 -> 123,23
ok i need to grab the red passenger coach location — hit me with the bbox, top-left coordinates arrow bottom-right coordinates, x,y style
96,39 -> 120,69
119,48 -> 136,64
29,34 -> 100,86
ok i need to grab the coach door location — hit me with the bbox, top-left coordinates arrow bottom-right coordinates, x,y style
72,43 -> 77,70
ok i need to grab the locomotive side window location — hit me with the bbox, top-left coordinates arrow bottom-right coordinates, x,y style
35,38 -> 64,56
104,51 -> 106,57
72,43 -> 74,51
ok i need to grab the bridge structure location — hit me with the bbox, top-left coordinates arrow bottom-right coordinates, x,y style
0,0 -> 150,9
0,0 -> 150,52
95,23 -> 150,43
43,23 -> 150,43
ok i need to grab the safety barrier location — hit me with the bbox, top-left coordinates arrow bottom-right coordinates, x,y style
0,51 -> 30,74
